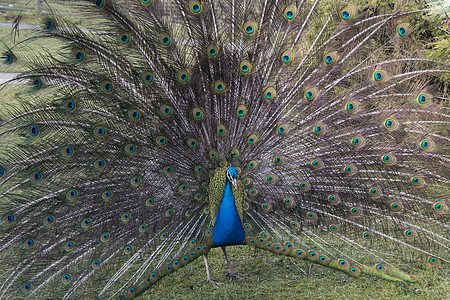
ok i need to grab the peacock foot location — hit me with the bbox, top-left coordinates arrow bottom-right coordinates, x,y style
225,270 -> 247,282
206,279 -> 222,288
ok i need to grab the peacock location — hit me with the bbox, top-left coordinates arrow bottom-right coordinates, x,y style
0,0 -> 449,298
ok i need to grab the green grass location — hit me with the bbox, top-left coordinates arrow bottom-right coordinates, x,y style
141,246 -> 449,299
0,1 -> 94,26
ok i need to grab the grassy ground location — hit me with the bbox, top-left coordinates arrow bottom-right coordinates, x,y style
0,1 -> 89,25
141,246 -> 449,299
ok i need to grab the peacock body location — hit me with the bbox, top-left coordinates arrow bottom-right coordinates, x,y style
0,0 -> 448,298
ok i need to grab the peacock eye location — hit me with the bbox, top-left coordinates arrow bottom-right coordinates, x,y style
416,91 -> 432,106
94,0 -> 104,9
323,51 -> 338,65
189,0 -> 202,14
138,0 -> 152,5
419,138 -> 435,152
4,52 -> 13,64
372,69 -> 388,83
141,70 -> 154,84
281,50 -> 293,63
207,44 -> 219,58
44,20 -> 54,31
160,33 -> 171,47
62,274 -> 72,284
187,137 -> 199,149
32,78 -> 42,90
122,246 -> 132,255
22,283 -> 32,293
313,122 -> 327,135
192,107 -> 204,120
76,51 -> 83,60
177,69 -> 191,83
119,33 -> 131,45
283,5 -> 297,20
27,125 -> 39,136
247,133 -> 258,145
100,80 -> 114,93
340,6 -> 355,20
243,20 -> 257,36
263,86 -> 277,100
213,80 -> 226,93
396,23 -> 409,36
345,100 -> 360,113
238,59 -> 253,75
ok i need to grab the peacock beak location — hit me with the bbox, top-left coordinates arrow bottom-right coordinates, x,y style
231,178 -> 238,189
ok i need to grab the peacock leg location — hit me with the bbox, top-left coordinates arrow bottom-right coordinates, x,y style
203,254 -> 221,287
221,246 -> 246,281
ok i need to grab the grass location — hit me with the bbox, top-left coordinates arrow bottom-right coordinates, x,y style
141,246 -> 449,299
0,1 -> 92,25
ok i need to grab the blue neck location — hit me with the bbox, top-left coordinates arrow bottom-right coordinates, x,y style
212,180 -> 245,247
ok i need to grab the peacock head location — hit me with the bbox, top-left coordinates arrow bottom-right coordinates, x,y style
226,166 -> 238,189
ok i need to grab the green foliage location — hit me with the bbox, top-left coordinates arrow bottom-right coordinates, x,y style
412,1 -> 450,86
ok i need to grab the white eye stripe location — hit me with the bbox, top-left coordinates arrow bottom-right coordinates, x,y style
226,170 -> 233,181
